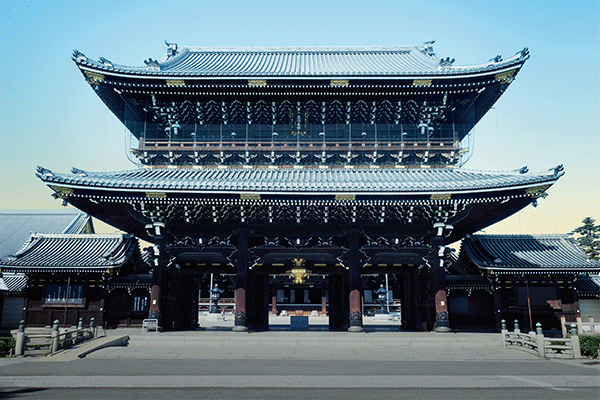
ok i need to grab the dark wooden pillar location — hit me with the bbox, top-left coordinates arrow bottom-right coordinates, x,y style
328,274 -> 344,330
348,229 -> 364,332
250,273 -> 269,330
149,222 -> 165,323
234,228 -> 249,332
432,224 -> 451,332
493,287 -> 502,332
402,272 -> 413,330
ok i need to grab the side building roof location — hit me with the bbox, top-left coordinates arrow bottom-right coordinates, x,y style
575,275 -> 600,298
461,234 -> 600,274
0,273 -> 27,294
0,209 -> 92,262
0,233 -> 139,273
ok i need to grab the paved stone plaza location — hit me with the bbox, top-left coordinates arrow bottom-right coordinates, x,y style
0,328 -> 599,399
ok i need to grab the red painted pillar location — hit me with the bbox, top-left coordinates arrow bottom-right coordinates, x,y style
348,229 -> 364,332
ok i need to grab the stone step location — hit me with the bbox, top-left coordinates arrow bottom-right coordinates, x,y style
125,332 -> 503,349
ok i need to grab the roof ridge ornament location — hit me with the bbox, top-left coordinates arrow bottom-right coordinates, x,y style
144,58 -> 160,71
422,40 -> 436,56
71,167 -> 88,177
439,56 -> 455,68
519,47 -> 530,58
72,50 -> 87,63
36,166 -> 54,178
552,164 -> 564,177
99,57 -> 113,67
165,40 -> 178,58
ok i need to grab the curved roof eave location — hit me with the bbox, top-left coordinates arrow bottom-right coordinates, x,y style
35,165 -> 564,197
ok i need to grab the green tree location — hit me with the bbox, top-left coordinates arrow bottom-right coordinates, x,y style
571,217 -> 600,260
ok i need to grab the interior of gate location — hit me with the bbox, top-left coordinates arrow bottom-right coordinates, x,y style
160,229 -> 433,331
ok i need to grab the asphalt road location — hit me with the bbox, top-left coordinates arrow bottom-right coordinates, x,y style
1,358 -> 598,399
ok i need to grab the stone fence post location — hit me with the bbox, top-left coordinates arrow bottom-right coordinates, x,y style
570,323 -> 581,359
90,317 -> 96,338
501,319 -> 507,349
535,322 -> 545,358
14,320 -> 25,357
51,319 -> 60,354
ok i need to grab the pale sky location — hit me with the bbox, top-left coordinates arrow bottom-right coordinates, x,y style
0,0 -> 598,235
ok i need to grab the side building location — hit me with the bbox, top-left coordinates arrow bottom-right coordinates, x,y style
0,233 -> 151,329
0,209 -> 92,331
452,234 -> 600,331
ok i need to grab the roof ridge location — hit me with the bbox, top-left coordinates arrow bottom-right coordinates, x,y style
181,45 -> 422,53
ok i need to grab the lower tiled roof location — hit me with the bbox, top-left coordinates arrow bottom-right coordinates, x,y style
0,273 -> 27,293
575,275 -> 600,297
0,209 -> 91,261
461,234 -> 600,273
36,165 -> 564,195
0,234 -> 138,273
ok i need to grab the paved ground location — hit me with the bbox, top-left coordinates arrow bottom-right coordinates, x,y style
1,326 -> 598,399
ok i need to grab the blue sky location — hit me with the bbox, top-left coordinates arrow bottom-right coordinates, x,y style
0,0 -> 598,235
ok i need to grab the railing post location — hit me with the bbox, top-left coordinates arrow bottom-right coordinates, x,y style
15,320 -> 25,357
589,316 -> 596,335
51,319 -> 60,354
568,322 -> 581,358
536,332 -> 545,358
560,315 -> 567,337
536,322 -> 543,336
514,319 -> 520,333
570,323 -> 578,337
576,316 -> 583,335
501,319 -> 507,349
570,333 -> 581,359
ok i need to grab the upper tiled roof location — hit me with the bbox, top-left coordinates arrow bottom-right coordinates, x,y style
74,44 -> 529,78
36,165 -> 564,196
0,209 -> 92,262
0,233 -> 138,273
462,235 -> 600,273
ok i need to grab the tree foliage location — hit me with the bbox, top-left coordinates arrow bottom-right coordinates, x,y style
571,217 -> 600,260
